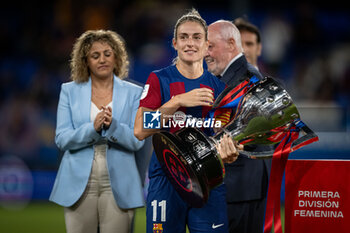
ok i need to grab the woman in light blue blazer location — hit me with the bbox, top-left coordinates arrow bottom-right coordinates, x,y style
50,30 -> 145,233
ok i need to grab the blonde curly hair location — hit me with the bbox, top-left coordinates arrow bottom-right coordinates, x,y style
70,30 -> 129,83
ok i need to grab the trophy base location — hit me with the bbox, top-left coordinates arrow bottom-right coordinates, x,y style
152,128 -> 225,207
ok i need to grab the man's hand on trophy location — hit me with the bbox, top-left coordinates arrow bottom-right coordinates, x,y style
216,134 -> 244,163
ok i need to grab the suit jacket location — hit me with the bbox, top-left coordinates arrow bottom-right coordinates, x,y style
49,76 -> 145,209
220,55 -> 272,202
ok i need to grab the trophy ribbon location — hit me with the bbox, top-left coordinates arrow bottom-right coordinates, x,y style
263,125 -> 299,233
205,75 -> 260,135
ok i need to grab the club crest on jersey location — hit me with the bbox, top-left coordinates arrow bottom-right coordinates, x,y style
153,223 -> 163,233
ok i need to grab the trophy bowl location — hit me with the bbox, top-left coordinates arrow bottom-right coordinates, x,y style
152,77 -> 318,207
153,127 -> 224,208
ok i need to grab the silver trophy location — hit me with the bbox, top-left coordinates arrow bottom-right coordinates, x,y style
152,77 -> 318,207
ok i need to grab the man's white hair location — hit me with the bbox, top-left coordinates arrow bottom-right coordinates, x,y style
211,20 -> 243,52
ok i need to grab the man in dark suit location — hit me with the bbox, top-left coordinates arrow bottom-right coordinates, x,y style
205,20 -> 271,233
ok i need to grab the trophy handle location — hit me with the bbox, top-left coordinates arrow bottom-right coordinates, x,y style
238,149 -> 275,159
290,122 -> 319,152
238,121 -> 319,159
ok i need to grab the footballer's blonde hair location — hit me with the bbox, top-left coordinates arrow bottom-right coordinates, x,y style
172,8 -> 208,64
173,8 -> 208,41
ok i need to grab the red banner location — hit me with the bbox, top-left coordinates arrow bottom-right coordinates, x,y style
285,160 -> 350,233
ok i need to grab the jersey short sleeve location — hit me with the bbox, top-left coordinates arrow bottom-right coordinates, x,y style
139,72 -> 162,109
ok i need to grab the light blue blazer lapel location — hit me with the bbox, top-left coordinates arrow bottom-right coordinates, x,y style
78,78 -> 92,124
113,76 -> 127,121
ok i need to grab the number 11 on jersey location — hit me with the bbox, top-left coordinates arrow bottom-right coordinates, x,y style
151,200 -> 167,222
